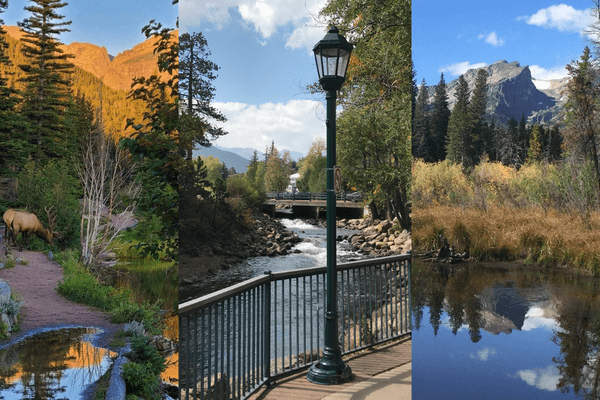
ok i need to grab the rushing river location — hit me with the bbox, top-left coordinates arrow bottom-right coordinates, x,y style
189,218 -> 364,298
412,261 -> 600,400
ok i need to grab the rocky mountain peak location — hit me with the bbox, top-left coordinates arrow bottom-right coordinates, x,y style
428,60 -> 561,125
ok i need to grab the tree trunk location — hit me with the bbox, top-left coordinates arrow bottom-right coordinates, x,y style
368,201 -> 380,220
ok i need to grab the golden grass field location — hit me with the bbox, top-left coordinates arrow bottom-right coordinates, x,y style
413,160 -> 600,273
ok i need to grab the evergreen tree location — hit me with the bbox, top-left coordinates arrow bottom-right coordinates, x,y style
527,125 -> 542,163
412,79 -> 431,160
516,113 -> 528,166
499,118 -> 519,166
411,61 -> 418,125
430,73 -> 451,161
18,0 -> 74,161
484,119 -> 497,161
179,32 -> 227,158
245,150 -> 259,182
446,75 -> 471,167
564,46 -> 600,193
546,125 -> 563,161
121,20 -> 178,259
0,0 -> 30,174
468,69 -> 488,165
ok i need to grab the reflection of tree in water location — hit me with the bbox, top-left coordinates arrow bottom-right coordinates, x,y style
19,330 -> 73,399
1,328 -> 104,400
412,263 -> 484,341
552,294 -> 600,399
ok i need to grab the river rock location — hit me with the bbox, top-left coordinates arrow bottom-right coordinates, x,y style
149,335 -> 176,353
0,280 -> 10,303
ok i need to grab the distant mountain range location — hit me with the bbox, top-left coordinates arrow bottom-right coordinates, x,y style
193,145 -> 305,174
193,146 -> 252,174
427,60 -> 569,126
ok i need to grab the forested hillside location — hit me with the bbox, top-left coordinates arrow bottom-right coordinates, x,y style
0,26 -> 178,139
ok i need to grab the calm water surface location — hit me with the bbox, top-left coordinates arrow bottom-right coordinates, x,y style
412,261 -> 600,400
0,328 -> 115,400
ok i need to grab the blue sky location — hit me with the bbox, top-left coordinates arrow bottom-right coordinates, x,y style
2,0 -> 178,57
180,0 -> 334,158
413,2 -> 594,87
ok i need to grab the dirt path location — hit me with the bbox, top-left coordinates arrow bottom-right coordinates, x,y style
0,249 -> 123,348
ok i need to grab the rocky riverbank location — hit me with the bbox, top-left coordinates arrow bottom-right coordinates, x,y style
179,212 -> 303,289
179,214 -> 412,300
338,217 -> 411,257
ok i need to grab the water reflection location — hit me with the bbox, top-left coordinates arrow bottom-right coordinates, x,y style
412,262 -> 600,399
0,328 -> 115,399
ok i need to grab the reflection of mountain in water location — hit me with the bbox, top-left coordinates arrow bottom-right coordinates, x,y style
436,272 -> 557,335
479,284 -> 530,333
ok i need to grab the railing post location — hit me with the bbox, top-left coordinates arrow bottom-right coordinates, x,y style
263,271 -> 272,383
407,251 -> 412,331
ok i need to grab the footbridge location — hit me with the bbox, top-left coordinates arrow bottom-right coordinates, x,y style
262,192 -> 365,219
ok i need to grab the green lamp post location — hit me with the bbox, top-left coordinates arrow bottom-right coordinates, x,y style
307,26 -> 354,385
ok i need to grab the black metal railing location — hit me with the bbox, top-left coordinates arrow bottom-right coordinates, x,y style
265,192 -> 364,203
179,254 -> 411,400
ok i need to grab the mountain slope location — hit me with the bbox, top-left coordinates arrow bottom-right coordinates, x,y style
429,60 -> 566,125
3,25 -> 176,92
193,147 -> 251,174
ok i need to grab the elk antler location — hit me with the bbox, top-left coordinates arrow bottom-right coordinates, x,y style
45,206 -> 63,239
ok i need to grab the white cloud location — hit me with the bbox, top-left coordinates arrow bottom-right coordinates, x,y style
516,365 -> 560,391
529,64 -> 569,81
180,0 -> 240,30
469,347 -> 496,361
521,306 -> 559,330
211,99 -> 325,156
479,32 -> 505,47
518,4 -> 593,34
439,61 -> 488,77
181,0 -> 328,52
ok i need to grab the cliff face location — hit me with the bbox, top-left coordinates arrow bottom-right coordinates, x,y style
101,32 -> 177,91
429,60 -> 565,125
64,42 -> 112,80
4,26 -> 177,92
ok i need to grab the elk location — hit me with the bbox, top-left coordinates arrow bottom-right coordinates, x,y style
9,207 -> 58,251
2,209 -> 17,246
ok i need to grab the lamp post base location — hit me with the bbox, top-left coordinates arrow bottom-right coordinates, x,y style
307,355 -> 353,385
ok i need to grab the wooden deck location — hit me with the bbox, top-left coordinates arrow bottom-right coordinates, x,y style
246,336 -> 411,400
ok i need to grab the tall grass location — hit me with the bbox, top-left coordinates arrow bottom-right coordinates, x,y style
54,249 -> 164,334
413,159 -> 600,273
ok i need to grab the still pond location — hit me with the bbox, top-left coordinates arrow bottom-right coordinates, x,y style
412,261 -> 600,400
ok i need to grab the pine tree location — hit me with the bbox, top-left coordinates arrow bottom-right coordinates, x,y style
499,118 -> 519,166
430,73 -> 451,161
17,0 -> 74,161
446,75 -> 471,167
564,46 -> 600,192
0,0 -> 30,174
412,79 -> 431,160
516,113 -> 528,166
546,125 -> 563,161
179,32 -> 227,159
468,69 -> 488,165
527,125 -> 542,163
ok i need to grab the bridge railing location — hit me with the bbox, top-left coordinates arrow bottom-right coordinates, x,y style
265,192 -> 364,202
179,254 -> 411,400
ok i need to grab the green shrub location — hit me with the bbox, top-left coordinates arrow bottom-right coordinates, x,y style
17,160 -> 81,248
122,362 -> 161,400
128,335 -> 166,377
